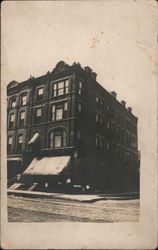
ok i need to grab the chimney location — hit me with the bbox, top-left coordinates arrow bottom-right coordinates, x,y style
121,100 -> 126,107
84,66 -> 92,74
128,107 -> 132,113
29,75 -> 34,79
111,91 -> 117,99
91,72 -> 97,80
84,66 -> 97,80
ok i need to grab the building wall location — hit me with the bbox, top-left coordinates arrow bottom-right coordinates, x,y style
7,61 -> 140,190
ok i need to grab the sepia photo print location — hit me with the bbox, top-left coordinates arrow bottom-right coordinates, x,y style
1,0 -> 157,249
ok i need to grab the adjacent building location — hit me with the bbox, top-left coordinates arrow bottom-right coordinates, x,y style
7,61 -> 140,191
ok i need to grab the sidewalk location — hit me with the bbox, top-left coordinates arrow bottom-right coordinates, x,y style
7,189 -> 139,203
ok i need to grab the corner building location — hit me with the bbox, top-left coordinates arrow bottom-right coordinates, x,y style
7,61 -> 140,191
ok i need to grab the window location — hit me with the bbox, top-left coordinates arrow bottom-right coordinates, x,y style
10,97 -> 16,108
52,79 -> 69,97
64,102 -> 68,111
111,143 -> 115,153
106,142 -> 110,151
37,87 -> 43,100
77,129 -> 81,139
78,103 -> 82,112
49,129 -> 67,149
53,83 -> 57,97
54,135 -> 62,148
107,105 -> 110,111
35,108 -> 42,123
9,113 -> 15,128
96,136 -> 103,148
79,81 -> 82,95
100,139 -> 103,148
58,81 -> 64,96
36,108 -> 42,117
7,136 -> 13,152
19,111 -> 25,127
116,112 -> 119,121
63,130 -> 67,147
96,113 -> 103,125
96,96 -> 99,103
100,99 -> 103,106
21,95 -> 27,106
56,108 -> 63,120
96,137 -> 99,146
51,105 -> 55,121
96,114 -> 99,123
100,116 -> 103,125
107,121 -> 110,129
96,96 -> 103,106
49,131 -> 54,148
17,135 -> 23,152
51,103 -> 68,121
65,80 -> 69,94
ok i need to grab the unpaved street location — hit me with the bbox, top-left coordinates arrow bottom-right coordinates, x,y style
8,195 -> 139,222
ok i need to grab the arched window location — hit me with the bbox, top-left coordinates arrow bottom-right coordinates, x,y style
20,94 -> 27,106
49,128 -> 67,149
10,97 -> 16,108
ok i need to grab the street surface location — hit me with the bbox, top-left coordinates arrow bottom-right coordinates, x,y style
8,195 -> 139,222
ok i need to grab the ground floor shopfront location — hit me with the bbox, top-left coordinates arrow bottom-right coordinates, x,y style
7,151 -> 139,192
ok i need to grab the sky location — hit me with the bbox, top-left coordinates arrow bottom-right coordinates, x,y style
1,0 -> 157,152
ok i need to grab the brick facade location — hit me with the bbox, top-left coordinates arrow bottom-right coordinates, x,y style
7,61 -> 140,191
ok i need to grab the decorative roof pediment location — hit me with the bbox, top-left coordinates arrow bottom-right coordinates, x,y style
7,80 -> 19,89
52,61 -> 70,74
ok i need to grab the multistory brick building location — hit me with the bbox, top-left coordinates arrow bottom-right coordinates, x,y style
7,61 -> 140,191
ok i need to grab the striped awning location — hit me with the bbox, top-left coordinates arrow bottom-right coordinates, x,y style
28,133 -> 39,145
24,156 -> 71,175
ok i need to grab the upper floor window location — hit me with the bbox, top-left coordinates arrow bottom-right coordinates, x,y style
21,95 -> 27,106
78,103 -> 82,112
9,113 -> 15,128
107,121 -> 110,129
116,127 -> 119,135
79,81 -> 82,95
17,134 -> 23,152
96,113 -> 103,125
56,108 -> 63,120
52,79 -> 69,97
96,136 -> 103,148
116,112 -> 119,121
96,114 -> 99,123
58,82 -> 64,96
96,96 -> 104,106
10,97 -> 16,108
64,102 -> 68,111
77,129 -> 81,139
35,107 -> 42,123
36,107 -> 42,117
19,111 -> 25,127
100,116 -> 103,125
106,142 -> 110,151
51,102 -> 68,121
7,136 -> 13,152
49,129 -> 67,149
37,87 -> 44,100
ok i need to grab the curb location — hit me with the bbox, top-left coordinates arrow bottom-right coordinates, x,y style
7,189 -> 139,203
